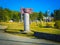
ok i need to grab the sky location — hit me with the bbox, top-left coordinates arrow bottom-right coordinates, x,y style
0,0 -> 60,13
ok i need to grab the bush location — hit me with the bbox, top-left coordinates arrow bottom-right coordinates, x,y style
45,22 -> 55,28
38,22 -> 44,28
39,24 -> 43,28
54,21 -> 60,29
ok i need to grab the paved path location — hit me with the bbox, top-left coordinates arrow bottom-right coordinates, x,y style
0,32 -> 60,45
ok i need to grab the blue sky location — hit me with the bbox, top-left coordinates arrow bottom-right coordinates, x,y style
0,0 -> 60,13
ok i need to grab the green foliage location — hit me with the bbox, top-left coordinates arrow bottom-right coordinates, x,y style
12,12 -> 20,22
38,12 -> 43,21
0,7 -> 4,21
53,9 -> 60,29
51,13 -> 54,17
39,24 -> 43,28
45,23 -> 54,28
0,7 -> 20,22
54,21 -> 60,29
30,12 -> 38,21
54,9 -> 60,21
44,11 -> 48,17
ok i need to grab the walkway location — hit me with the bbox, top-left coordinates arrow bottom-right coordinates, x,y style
0,32 -> 60,45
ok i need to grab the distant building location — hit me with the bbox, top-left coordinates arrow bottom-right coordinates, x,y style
43,16 -> 54,22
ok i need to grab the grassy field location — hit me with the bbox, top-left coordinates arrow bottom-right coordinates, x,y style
0,22 -> 60,35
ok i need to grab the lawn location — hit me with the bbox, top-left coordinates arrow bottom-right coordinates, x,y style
0,22 -> 60,35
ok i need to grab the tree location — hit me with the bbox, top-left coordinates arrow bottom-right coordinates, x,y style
3,8 -> 11,21
53,9 -> 60,29
54,9 -> 60,21
38,12 -> 43,21
12,11 -> 20,22
51,13 -> 54,17
0,7 -> 3,21
30,12 -> 38,21
44,11 -> 48,17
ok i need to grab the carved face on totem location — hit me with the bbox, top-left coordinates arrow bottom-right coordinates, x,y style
21,8 -> 32,14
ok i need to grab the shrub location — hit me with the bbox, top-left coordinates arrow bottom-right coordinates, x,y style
39,24 -> 43,28
54,21 -> 60,29
45,22 -> 55,28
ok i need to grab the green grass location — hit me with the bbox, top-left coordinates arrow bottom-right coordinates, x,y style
0,22 -> 24,32
0,22 -> 60,35
31,28 -> 60,35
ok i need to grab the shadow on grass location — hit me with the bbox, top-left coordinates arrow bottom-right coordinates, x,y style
4,29 -> 35,38
4,29 -> 25,34
33,31 -> 60,42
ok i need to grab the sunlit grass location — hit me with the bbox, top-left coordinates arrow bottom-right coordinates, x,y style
31,28 -> 60,34
0,22 -> 60,35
